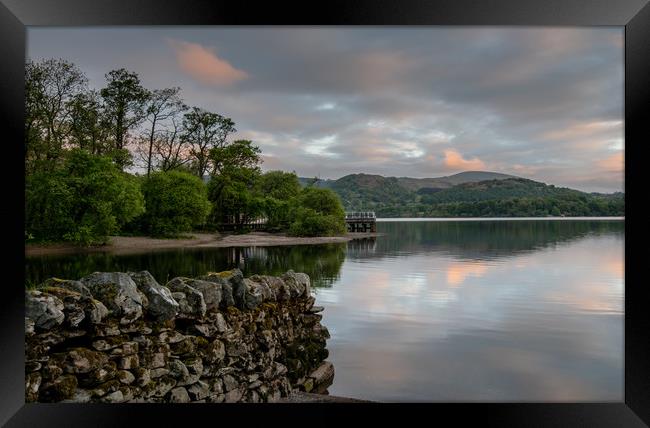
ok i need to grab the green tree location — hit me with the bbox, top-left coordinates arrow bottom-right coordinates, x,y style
288,187 -> 346,236
100,68 -> 149,168
140,87 -> 187,175
25,58 -> 88,173
140,170 -> 211,237
181,107 -> 236,178
67,90 -> 108,155
25,149 -> 145,245
257,170 -> 301,200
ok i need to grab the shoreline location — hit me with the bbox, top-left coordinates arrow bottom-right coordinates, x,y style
25,231 -> 384,257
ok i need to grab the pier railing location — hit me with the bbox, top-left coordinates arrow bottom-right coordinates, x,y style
345,212 -> 376,220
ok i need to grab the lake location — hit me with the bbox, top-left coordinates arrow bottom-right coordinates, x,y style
25,219 -> 624,402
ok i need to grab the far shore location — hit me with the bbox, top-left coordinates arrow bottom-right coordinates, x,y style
25,231 -> 384,257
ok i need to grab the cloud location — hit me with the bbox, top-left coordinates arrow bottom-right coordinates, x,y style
598,152 -> 624,173
168,39 -> 248,86
442,149 -> 486,171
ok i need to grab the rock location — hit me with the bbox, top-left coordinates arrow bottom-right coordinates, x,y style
168,386 -> 190,403
61,348 -> 108,374
39,375 -> 78,402
308,361 -> 335,393
80,272 -> 143,324
25,317 -> 35,335
133,368 -> 151,387
150,368 -> 170,379
222,374 -> 238,392
60,389 -> 92,403
199,273 -> 235,308
204,269 -> 246,308
158,330 -> 185,344
144,375 -> 176,398
25,372 -> 42,402
214,313 -> 229,332
119,354 -> 139,370
309,306 -> 325,314
101,390 -> 125,403
128,271 -> 179,321
41,278 -> 93,298
281,270 -> 311,298
168,360 -> 197,386
166,278 -> 207,318
183,279 -> 222,312
187,380 -> 210,400
25,290 -> 65,329
224,387 -> 244,403
117,370 -> 135,385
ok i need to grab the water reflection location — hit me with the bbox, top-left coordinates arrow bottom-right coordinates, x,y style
321,221 -> 623,401
26,243 -> 346,288
25,220 -> 624,401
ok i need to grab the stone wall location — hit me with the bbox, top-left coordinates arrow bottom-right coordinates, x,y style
25,269 -> 334,403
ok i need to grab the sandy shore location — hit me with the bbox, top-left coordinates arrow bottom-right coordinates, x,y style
25,231 -> 384,257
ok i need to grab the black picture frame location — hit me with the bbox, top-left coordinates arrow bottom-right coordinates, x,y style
2,0 -> 649,426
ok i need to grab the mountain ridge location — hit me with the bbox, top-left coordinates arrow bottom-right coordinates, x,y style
297,171 -> 624,217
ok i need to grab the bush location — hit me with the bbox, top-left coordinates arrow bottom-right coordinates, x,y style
140,170 -> 211,237
287,188 -> 346,237
25,149 -> 145,245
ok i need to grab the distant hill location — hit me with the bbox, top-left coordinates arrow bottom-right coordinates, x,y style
298,171 -> 624,217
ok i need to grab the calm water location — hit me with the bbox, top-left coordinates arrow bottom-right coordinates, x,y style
25,219 -> 624,402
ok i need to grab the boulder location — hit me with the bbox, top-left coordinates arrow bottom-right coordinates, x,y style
281,270 -> 311,298
166,278 -> 206,318
80,272 -> 143,324
40,278 -> 92,299
203,269 -> 246,309
128,271 -> 179,321
25,290 -> 65,329
182,279 -> 222,312
168,386 -> 190,403
198,273 -> 235,308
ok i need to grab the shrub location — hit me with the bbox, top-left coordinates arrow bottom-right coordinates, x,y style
140,170 -> 211,237
25,149 -> 144,245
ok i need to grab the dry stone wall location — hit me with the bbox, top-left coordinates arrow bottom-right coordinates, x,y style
25,269 -> 334,403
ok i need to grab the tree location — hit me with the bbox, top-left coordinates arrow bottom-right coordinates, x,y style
25,58 -> 88,173
141,87 -> 187,175
181,107 -> 236,178
140,170 -> 212,237
152,117 -> 191,172
257,170 -> 301,201
67,90 -> 108,155
25,149 -> 145,245
288,187 -> 347,237
207,139 -> 261,205
100,68 -> 149,168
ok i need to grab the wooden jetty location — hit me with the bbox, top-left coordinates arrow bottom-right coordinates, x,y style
345,211 -> 377,233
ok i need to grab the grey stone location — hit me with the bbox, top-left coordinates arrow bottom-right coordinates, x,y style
25,290 -> 65,329
224,387 -> 244,403
62,348 -> 108,374
150,368 -> 170,379
183,279 -> 221,312
187,380 -> 210,400
166,278 -> 206,318
117,370 -> 135,385
25,317 -> 35,335
281,270 -> 311,298
41,278 -> 93,298
80,272 -> 143,324
168,386 -> 190,403
222,374 -> 238,392
128,271 -> 179,321
101,390 -> 125,403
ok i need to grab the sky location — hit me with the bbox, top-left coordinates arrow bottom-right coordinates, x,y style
27,27 -> 624,193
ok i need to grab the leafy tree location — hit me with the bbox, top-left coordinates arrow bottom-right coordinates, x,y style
140,87 -> 187,175
67,90 -> 108,155
25,149 -> 145,245
288,187 -> 346,236
181,107 -> 236,178
257,170 -> 301,200
100,68 -> 149,168
140,170 -> 211,237
25,58 -> 88,172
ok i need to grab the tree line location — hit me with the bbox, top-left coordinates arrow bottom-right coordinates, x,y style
25,58 -> 346,245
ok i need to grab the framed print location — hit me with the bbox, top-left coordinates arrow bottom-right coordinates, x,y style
2,0 -> 649,426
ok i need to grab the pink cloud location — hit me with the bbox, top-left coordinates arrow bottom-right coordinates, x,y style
442,149 -> 486,171
598,152 -> 624,173
168,39 -> 248,86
